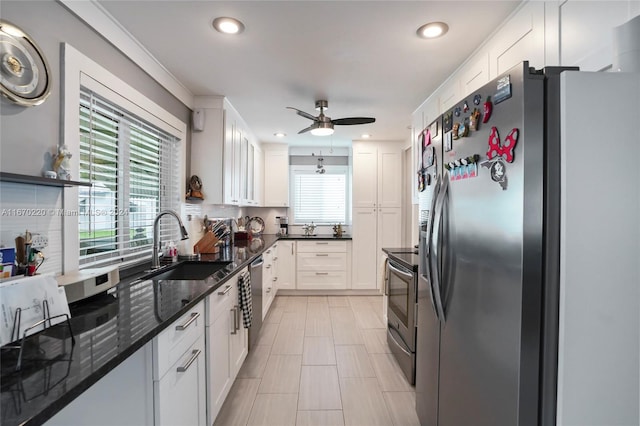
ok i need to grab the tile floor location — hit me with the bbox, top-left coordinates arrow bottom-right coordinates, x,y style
214,295 -> 420,426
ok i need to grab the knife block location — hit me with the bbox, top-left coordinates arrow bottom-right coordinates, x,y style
194,232 -> 220,254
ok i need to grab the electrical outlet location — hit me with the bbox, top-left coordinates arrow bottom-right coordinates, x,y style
31,234 -> 48,249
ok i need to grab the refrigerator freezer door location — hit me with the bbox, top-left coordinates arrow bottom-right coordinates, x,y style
436,64 -> 545,426
556,71 -> 640,426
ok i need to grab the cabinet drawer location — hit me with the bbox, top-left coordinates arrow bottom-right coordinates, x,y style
297,252 -> 346,271
154,335 -> 206,426
207,276 -> 237,325
297,271 -> 347,290
297,241 -> 347,253
154,301 -> 205,380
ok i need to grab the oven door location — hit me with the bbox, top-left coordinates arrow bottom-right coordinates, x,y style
386,259 -> 417,352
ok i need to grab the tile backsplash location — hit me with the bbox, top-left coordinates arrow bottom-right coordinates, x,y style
0,182 -> 63,275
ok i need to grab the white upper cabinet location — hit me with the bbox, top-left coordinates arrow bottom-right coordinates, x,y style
353,141 -> 402,208
352,143 -> 378,208
190,96 -> 261,206
488,1 -> 545,76
263,145 -> 289,207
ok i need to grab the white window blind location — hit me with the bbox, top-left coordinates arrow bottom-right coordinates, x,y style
292,170 -> 347,224
79,88 -> 180,268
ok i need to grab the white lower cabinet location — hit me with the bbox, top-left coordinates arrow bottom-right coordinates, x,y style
229,273 -> 249,378
154,335 -> 206,426
276,240 -> 296,290
45,343 -> 154,426
262,245 -> 276,317
296,241 -> 349,290
152,302 -> 206,426
206,268 -> 249,425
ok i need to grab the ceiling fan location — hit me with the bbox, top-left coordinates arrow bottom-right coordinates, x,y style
287,100 -> 375,136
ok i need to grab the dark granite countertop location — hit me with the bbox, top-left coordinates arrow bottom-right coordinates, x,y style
382,247 -> 420,272
0,234 -> 279,426
277,234 -> 352,240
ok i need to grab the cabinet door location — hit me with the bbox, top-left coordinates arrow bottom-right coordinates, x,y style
223,110 -> 235,205
276,241 -> 296,290
229,272 -> 248,378
351,208 -> 378,290
352,142 -> 378,208
262,248 -> 275,319
207,306 -> 232,423
377,208 -> 402,289
264,149 -> 289,207
156,336 -> 206,426
254,144 -> 264,206
377,146 -> 402,208
247,142 -> 255,204
240,135 -> 249,203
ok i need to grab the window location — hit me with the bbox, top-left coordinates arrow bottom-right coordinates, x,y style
290,166 -> 350,225
78,87 -> 180,268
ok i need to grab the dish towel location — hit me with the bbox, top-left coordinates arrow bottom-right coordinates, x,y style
237,271 -> 252,328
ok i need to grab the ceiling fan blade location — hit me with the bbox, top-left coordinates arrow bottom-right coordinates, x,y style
286,106 -> 317,121
331,117 -> 376,125
298,124 -> 316,134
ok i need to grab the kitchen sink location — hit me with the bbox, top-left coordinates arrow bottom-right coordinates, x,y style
146,262 -> 230,281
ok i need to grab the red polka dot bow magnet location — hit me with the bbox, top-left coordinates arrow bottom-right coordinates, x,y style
486,127 -> 519,163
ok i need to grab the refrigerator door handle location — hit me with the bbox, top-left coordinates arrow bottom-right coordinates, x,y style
421,176 -> 442,321
430,172 -> 449,322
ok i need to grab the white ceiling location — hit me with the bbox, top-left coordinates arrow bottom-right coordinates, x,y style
97,1 -> 522,147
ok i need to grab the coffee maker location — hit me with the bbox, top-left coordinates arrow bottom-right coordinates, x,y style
276,216 -> 288,236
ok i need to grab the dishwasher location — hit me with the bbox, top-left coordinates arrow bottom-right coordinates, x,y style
248,255 -> 263,350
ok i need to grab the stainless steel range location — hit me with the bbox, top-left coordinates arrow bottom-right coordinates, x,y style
385,251 -> 419,385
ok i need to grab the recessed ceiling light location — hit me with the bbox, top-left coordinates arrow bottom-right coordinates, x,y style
417,22 -> 449,39
212,17 -> 245,35
274,132 -> 286,138
361,134 -> 371,139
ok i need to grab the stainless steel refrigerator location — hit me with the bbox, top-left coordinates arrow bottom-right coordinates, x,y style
416,62 -> 640,426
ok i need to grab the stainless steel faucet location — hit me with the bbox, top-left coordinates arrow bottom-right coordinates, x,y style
151,210 -> 189,269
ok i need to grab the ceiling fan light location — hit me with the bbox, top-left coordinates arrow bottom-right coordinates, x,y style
310,122 -> 334,136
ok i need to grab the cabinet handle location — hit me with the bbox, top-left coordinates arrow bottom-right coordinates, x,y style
266,287 -> 271,293
266,264 -> 271,269
175,312 -> 200,331
291,245 -> 294,255
273,277 -> 278,281
273,257 -> 278,261
236,305 -> 241,331
315,253 -> 329,257
176,349 -> 201,373
316,242 -> 329,245
315,272 -> 329,276
218,285 -> 232,295
230,306 -> 239,335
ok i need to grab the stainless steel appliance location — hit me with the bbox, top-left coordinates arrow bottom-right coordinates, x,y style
416,63 -> 640,425
385,257 -> 417,384
276,216 -> 288,236
248,255 -> 263,349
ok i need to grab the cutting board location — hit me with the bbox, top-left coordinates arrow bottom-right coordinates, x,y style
194,232 -> 219,254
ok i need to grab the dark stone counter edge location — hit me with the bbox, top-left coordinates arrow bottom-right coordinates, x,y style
14,234 -> 352,426
15,239 -> 273,426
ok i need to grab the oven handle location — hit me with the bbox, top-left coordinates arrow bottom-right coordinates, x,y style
430,172 -> 448,323
388,261 -> 414,281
